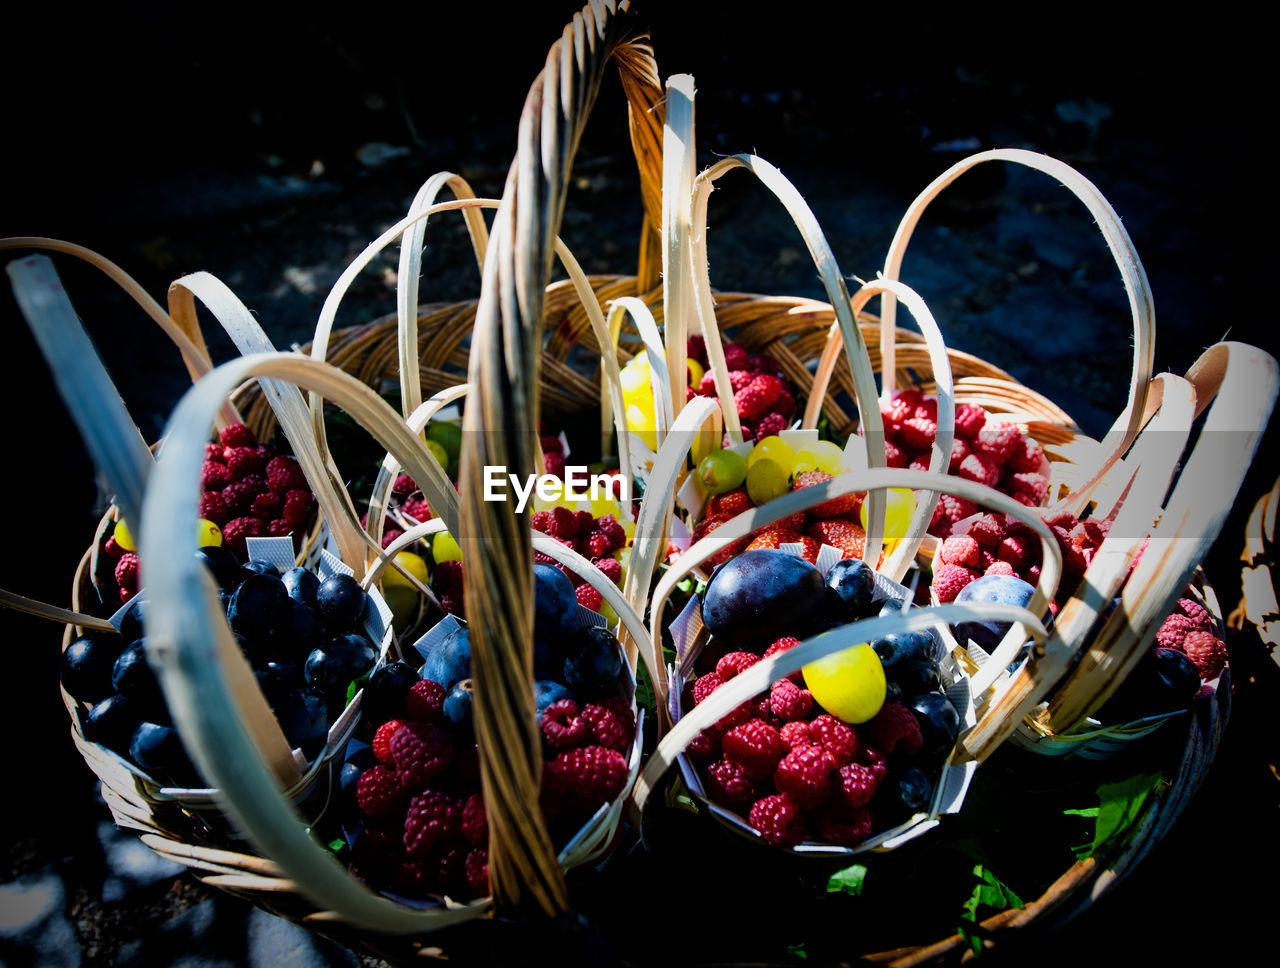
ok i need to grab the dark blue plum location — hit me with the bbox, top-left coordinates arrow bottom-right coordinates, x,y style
534,563 -> 578,643
887,766 -> 934,815
61,634 -> 124,704
444,679 -> 475,732
315,573 -> 369,630
278,688 -> 330,757
130,722 -> 200,787
362,661 -> 421,722
111,640 -> 169,723
84,694 -> 138,754
825,558 -> 877,620
228,573 -> 291,642
243,560 -> 282,578
195,545 -> 243,589
281,566 -> 320,607
953,575 -> 1037,649
700,549 -> 826,648
908,692 -> 960,762
304,633 -> 377,693
421,627 -> 471,691
563,627 -> 624,697
534,679 -> 574,718
1100,647 -> 1201,722
117,596 -> 146,641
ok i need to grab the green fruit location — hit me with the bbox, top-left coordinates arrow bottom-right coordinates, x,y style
745,457 -> 789,505
426,421 -> 462,460
697,449 -> 748,494
803,643 -> 886,724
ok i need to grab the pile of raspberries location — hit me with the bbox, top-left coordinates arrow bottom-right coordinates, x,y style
684,637 -> 935,848
349,681 -> 634,900
873,388 -> 1049,539
685,335 -> 800,445
195,423 -> 315,560
691,471 -> 873,570
532,507 -> 628,612
1152,593 -> 1228,681
931,505 -> 1108,608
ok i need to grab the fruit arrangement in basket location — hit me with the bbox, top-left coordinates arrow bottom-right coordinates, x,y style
671,548 -> 967,851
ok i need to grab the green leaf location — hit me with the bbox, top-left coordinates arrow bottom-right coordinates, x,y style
328,837 -> 345,853
1066,772 -> 1164,860
957,864 -> 1023,956
786,942 -> 808,960
826,863 -> 868,896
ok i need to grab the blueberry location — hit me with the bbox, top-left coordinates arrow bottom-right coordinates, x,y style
228,573 -> 291,642
953,575 -> 1038,649
281,566 -> 320,607
339,759 -> 366,810
195,545 -> 244,589
83,694 -> 138,754
908,692 -> 960,762
444,678 -> 476,732
315,574 -> 369,630
563,627 -> 624,698
421,627 -> 471,692
61,634 -> 124,704
130,722 -> 200,787
825,558 -> 877,620
362,661 -> 421,722
534,563 -> 579,642
112,640 -> 169,723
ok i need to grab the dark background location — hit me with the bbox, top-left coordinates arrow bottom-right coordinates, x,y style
2,2 -> 1275,964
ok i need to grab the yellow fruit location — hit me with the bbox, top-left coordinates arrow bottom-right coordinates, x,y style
626,402 -> 657,451
113,518 -> 136,552
432,531 -> 464,563
792,440 -> 845,476
620,361 -> 651,398
383,586 -> 422,633
803,643 -> 886,724
196,519 -> 222,548
860,487 -> 916,543
686,357 -> 705,389
383,551 -> 430,590
745,457 -> 789,504
425,439 -> 449,468
748,435 -> 795,470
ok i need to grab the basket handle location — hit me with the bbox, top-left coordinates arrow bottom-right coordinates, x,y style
1039,341 -> 1279,731
458,0 -> 652,918
879,149 -> 1156,515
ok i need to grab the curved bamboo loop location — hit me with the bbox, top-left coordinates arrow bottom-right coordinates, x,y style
632,600 -> 1049,815
662,74 -> 696,423
687,152 -> 889,537
879,149 -> 1156,515
141,352 -> 477,934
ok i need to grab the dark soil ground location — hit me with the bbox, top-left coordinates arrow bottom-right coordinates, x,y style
1,3 -> 1276,966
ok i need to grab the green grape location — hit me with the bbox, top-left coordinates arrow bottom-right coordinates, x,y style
792,440 -> 845,475
803,643 -> 886,724
697,449 -> 748,494
432,530 -> 464,563
860,487 -> 916,543
748,435 -> 795,471
426,421 -> 463,460
425,439 -> 449,468
745,457 -> 789,505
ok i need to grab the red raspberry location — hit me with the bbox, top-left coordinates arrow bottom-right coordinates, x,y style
723,719 -> 789,782
885,389 -> 922,424
836,762 -> 881,808
755,412 -> 790,441
939,494 -> 980,524
985,561 -> 1016,577
958,452 -> 1000,489
868,702 -> 923,757
939,534 -> 980,568
403,790 -> 462,860
697,371 -> 720,397
282,489 -> 315,526
932,563 -> 979,603
265,455 -> 308,494
372,719 -> 408,765
531,510 -> 553,533
555,745 -> 628,811
774,745 -> 832,808
806,519 -> 866,559
582,702 -> 634,752
908,456 -> 932,474
203,441 -> 225,463
769,678 -> 814,721
402,496 -> 434,522
1181,631 -> 1227,680
357,765 -> 406,819
1176,597 -> 1212,628
575,583 -> 603,613
1039,507 -> 1079,531
764,636 -> 804,684
541,699 -> 587,750
114,553 -> 140,592
250,490 -> 282,520
748,374 -> 785,407
975,421 -> 1020,464
954,404 -> 988,440
793,470 -> 859,518
692,672 -> 725,707
900,416 -> 938,451
998,534 -> 1034,571
1007,434 -> 1046,473
391,722 -> 456,791
687,334 -> 708,366
591,556 -> 622,585
392,473 -> 418,498
1051,526 -> 1088,579
858,745 -> 889,781
734,385 -> 769,421
200,461 -> 233,492
778,720 -> 812,750
686,729 -> 722,760
748,793 -> 807,847
434,560 -> 464,591
704,758 -> 758,808
596,514 -> 627,551
773,389 -> 797,418
723,344 -> 750,371
965,513 -> 1007,547
809,714 -> 859,768
544,452 -> 566,478
460,792 -> 488,847
406,680 -> 445,723
540,434 -> 564,458
219,423 -> 256,448
728,371 -> 754,394
222,516 -> 265,556
1069,520 -> 1105,550
580,530 -> 610,559
381,528 -> 405,549
717,652 -> 761,680
464,848 -> 489,896
948,437 -> 972,474
815,805 -> 873,846
268,519 -> 295,540
223,445 -> 265,480
103,536 -> 125,560
549,506 -> 579,540
1006,471 -> 1048,505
